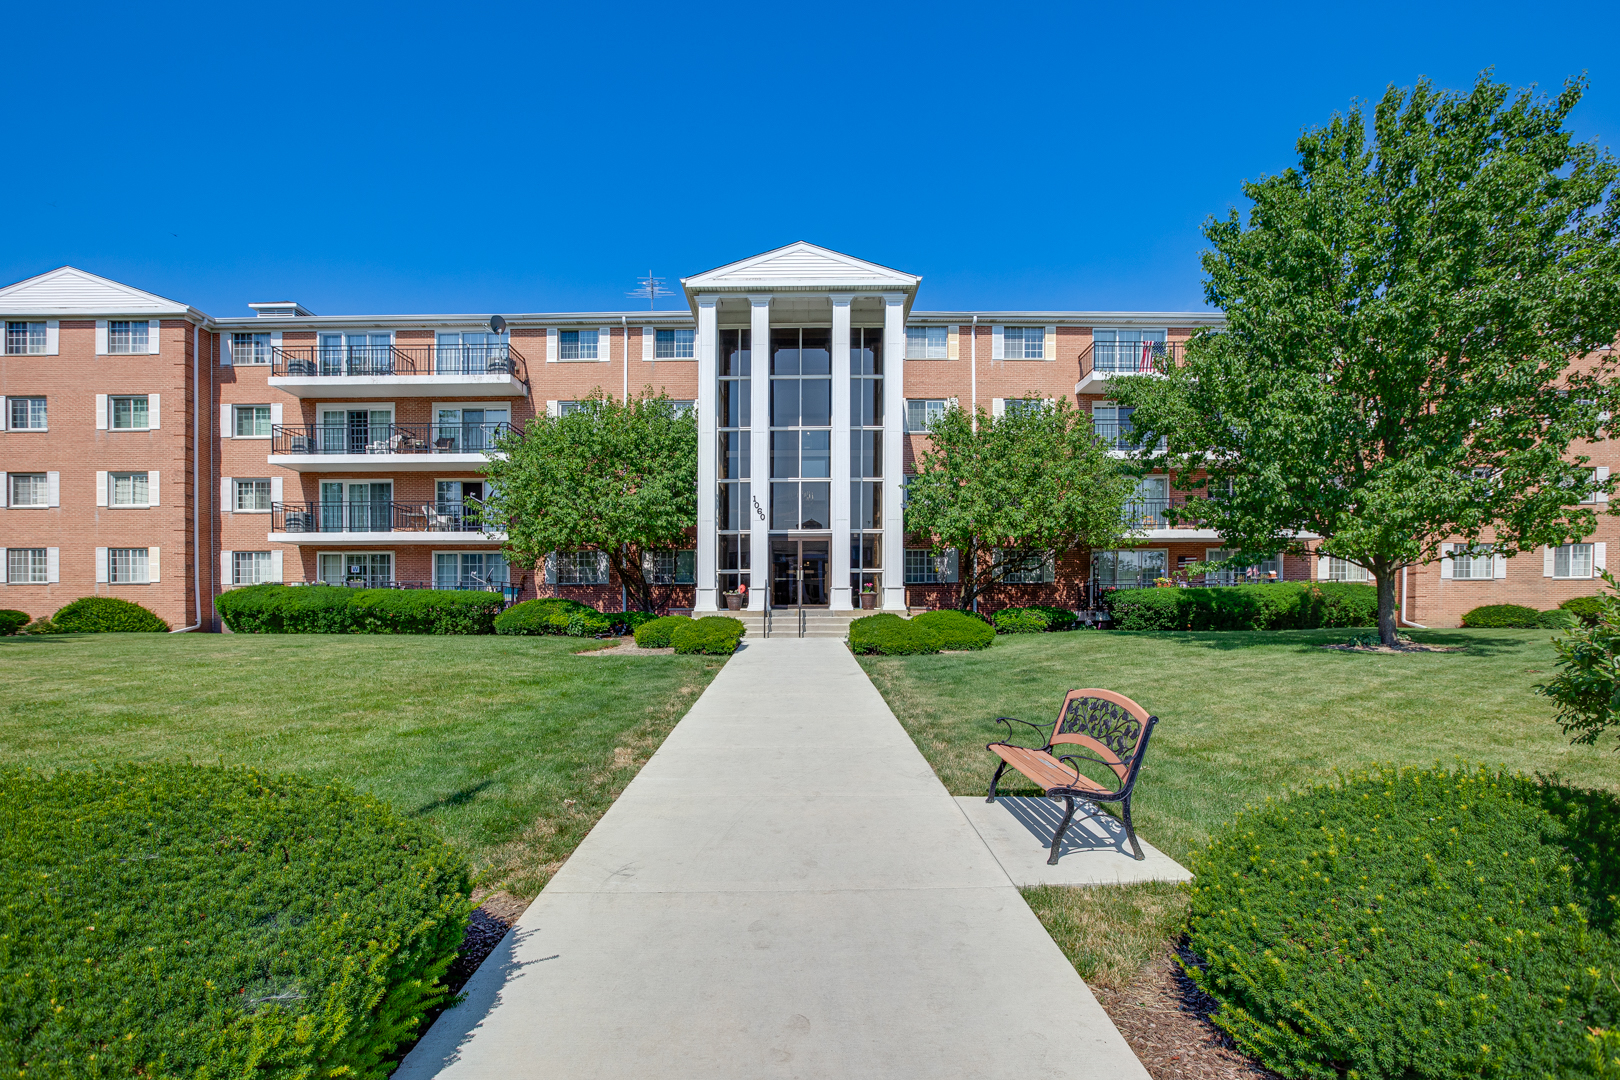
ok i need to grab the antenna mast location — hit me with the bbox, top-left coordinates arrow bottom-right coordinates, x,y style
628,270 -> 673,310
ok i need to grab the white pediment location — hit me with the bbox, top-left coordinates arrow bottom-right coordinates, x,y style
683,242 -> 920,293
0,266 -> 191,316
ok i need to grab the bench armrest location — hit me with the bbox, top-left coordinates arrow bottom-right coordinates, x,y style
992,717 -> 1049,748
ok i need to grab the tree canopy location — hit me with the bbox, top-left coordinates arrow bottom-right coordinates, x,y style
485,390 -> 697,611
1113,73 -> 1620,644
904,399 -> 1135,610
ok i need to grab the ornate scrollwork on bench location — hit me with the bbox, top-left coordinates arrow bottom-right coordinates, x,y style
1058,695 -> 1143,758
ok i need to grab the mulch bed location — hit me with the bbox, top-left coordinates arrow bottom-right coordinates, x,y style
1094,942 -> 1277,1080
444,891 -> 527,995
574,639 -> 675,657
1318,639 -> 1463,653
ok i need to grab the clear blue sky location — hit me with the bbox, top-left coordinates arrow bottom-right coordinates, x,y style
3,1 -> 1615,317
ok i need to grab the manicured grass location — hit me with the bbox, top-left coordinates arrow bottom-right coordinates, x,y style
860,627 -> 1620,987
0,634 -> 721,898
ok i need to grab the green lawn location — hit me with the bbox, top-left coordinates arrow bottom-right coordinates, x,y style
0,634 -> 721,899
859,627 -> 1620,988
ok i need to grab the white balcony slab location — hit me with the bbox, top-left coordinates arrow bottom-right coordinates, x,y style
268,453 -> 499,473
268,373 -> 525,398
266,530 -> 504,545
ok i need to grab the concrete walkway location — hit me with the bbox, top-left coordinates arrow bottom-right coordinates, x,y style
399,638 -> 1150,1080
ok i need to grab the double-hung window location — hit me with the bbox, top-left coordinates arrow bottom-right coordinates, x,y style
905,548 -> 959,584
1003,326 -> 1044,359
235,405 -> 272,438
654,328 -> 694,359
233,551 -> 273,585
560,329 -> 598,360
235,478 -> 272,512
108,321 -> 149,354
7,397 -> 46,429
905,326 -> 948,359
111,472 -> 150,507
1322,556 -> 1370,582
551,550 -> 608,585
1093,548 -> 1168,587
1002,398 -> 1047,419
231,332 -> 271,365
9,473 -> 48,507
5,322 -> 46,355
435,551 -> 509,589
1448,543 -> 1494,580
7,548 -> 48,583
111,395 -> 150,430
648,549 -> 695,585
1553,544 -> 1595,579
997,548 -> 1055,584
109,548 -> 150,583
905,399 -> 947,432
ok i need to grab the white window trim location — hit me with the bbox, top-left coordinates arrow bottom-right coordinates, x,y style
433,549 -> 511,589
547,548 -> 610,585
232,403 -> 275,440
106,470 -> 158,509
4,471 -> 57,509
98,545 -> 159,584
315,550 -> 397,586
555,327 -> 606,363
232,477 -> 277,514
4,395 -> 48,432
1,546 -> 60,584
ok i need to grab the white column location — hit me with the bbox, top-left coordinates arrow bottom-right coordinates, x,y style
695,295 -> 720,612
882,293 -> 907,610
748,295 -> 773,611
829,295 -> 854,610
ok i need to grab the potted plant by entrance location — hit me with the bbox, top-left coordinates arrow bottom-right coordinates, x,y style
725,583 -> 746,611
860,582 -> 877,610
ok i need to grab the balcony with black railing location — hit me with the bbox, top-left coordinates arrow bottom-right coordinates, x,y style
1077,339 -> 1185,392
1121,494 -> 1208,532
1091,419 -> 1167,455
267,343 -> 528,398
270,500 -> 504,539
269,422 -> 516,470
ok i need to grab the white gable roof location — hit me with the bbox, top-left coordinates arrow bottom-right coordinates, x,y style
682,242 -> 920,299
0,266 -> 194,317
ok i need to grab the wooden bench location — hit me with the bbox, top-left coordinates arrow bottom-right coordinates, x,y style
985,688 -> 1159,864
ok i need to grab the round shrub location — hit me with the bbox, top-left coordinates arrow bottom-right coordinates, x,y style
52,596 -> 169,633
1,762 -> 471,1079
1538,607 -> 1580,630
1461,602 -> 1542,628
0,610 -> 29,635
910,609 -> 994,650
993,608 -> 1050,633
670,615 -> 745,655
634,614 -> 692,648
18,617 -> 60,635
1186,765 -> 1620,1079
848,613 -> 942,655
493,597 -> 598,636
1562,594 -> 1606,627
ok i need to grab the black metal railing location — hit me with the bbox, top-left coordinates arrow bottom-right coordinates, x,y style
1121,495 -> 1205,530
272,500 -> 501,534
1079,339 -> 1185,377
1092,420 -> 1167,453
271,422 -> 516,456
270,343 -> 526,379
288,579 -> 521,600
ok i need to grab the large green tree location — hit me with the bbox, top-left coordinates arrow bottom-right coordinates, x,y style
486,390 -> 697,611
1114,74 -> 1620,645
904,399 -> 1135,611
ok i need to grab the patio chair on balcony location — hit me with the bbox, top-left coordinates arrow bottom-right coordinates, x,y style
433,436 -> 456,453
421,504 -> 456,532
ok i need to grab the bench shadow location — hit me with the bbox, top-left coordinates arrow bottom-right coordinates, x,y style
409,780 -> 495,818
0,636 -> 76,647
996,795 -> 1134,859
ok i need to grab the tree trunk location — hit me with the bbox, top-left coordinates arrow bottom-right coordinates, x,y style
1376,569 -> 1398,647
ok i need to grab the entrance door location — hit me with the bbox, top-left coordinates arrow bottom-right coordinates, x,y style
770,539 -> 829,607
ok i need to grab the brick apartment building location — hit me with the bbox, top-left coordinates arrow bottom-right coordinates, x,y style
1,243 -> 1613,630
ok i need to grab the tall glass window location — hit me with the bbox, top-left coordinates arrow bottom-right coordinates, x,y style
717,328 -> 752,594
849,327 -> 884,595
769,328 -> 832,532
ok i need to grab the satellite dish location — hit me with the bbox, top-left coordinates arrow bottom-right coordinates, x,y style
488,315 -> 507,334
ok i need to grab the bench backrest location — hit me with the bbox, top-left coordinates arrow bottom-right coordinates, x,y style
1049,688 -> 1154,785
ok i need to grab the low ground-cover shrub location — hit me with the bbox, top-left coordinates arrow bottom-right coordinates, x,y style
670,615 -> 745,655
219,584 -> 503,634
992,605 -> 1079,633
18,617 -> 60,635
1461,602 -> 1542,628
911,609 -> 995,650
1105,582 -> 1376,631
1186,764 -> 1620,1079
51,596 -> 169,633
848,613 -> 943,655
0,610 -> 28,635
634,614 -> 691,648
0,762 -> 471,1079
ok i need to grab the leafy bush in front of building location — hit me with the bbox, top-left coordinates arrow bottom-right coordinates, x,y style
992,606 -> 1079,633
634,614 -> 691,648
1105,583 -> 1377,631
848,613 -> 943,655
1185,764 -> 1620,1079
1562,594 -> 1607,626
910,610 -> 995,650
1,762 -> 471,1080
1539,607 -> 1581,630
493,597 -> 597,635
1461,602 -> 1542,628
0,610 -> 29,635
51,596 -> 170,633
18,617 -> 60,635
218,584 -> 503,634
1539,573 -> 1620,749
670,615 -> 745,655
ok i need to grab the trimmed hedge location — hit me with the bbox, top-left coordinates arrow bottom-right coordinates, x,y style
51,597 -> 169,633
0,762 -> 471,1079
1460,602 -> 1542,628
848,613 -> 943,655
218,584 -> 503,635
634,614 -> 691,648
1561,594 -> 1606,627
1105,582 -> 1377,631
494,599 -> 658,637
911,609 -> 995,650
1538,607 -> 1580,630
1186,765 -> 1620,1079
0,610 -> 28,636
670,615 -> 745,655
992,605 -> 1080,634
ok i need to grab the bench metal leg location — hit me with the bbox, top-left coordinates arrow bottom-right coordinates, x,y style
1122,796 -> 1145,861
1048,795 -> 1076,865
985,761 -> 1008,803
